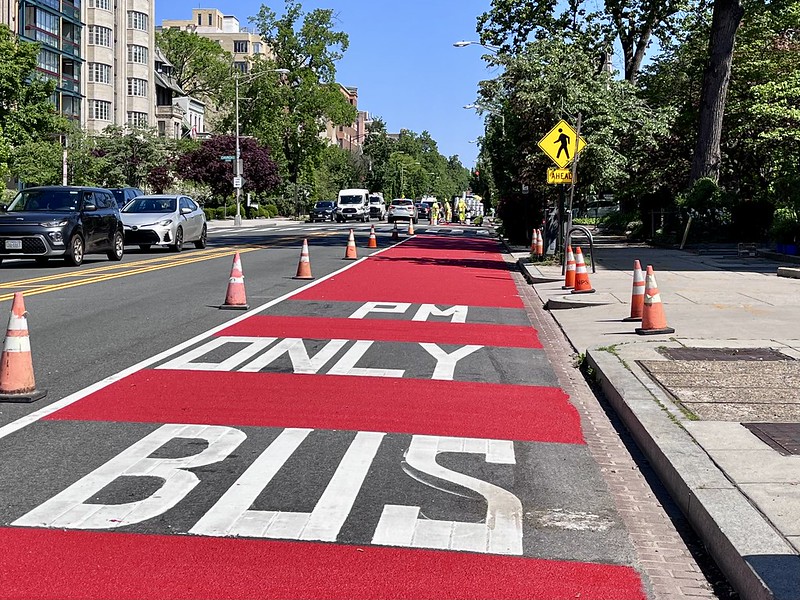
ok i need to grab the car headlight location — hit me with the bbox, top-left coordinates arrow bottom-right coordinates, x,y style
40,220 -> 69,228
157,219 -> 174,227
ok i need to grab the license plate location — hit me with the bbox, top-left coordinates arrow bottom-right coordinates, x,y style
4,239 -> 22,250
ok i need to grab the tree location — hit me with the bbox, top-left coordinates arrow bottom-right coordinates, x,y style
177,134 -> 280,200
477,0 -> 690,83
156,28 -> 234,111
690,0 -> 745,182
0,25 -> 69,182
90,126 -> 171,188
240,1 -> 356,188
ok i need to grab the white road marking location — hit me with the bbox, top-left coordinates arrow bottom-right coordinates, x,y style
412,304 -> 468,323
327,340 -> 406,378
419,343 -> 483,380
12,424 -> 245,529
349,302 -> 412,319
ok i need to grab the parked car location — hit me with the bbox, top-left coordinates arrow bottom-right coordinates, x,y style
109,187 -> 144,210
387,198 -> 418,224
121,194 -> 207,252
369,193 -> 386,220
310,201 -> 336,222
0,186 -> 124,266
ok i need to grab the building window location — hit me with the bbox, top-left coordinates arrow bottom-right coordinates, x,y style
233,61 -> 248,73
88,62 -> 111,84
158,120 -> 166,137
252,42 -> 262,54
88,0 -> 111,9
127,78 -> 148,97
127,44 -> 148,64
88,25 -> 112,47
24,7 -> 60,48
127,11 -> 148,31
89,99 -> 111,121
233,40 -> 249,53
207,14 -> 212,26
36,48 -> 60,75
127,111 -> 148,127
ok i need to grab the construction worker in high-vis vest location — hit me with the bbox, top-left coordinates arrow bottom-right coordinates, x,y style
457,197 -> 467,224
431,200 -> 440,225
444,200 -> 452,224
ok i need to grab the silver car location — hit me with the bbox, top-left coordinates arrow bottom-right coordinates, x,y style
121,195 -> 207,251
387,198 -> 418,224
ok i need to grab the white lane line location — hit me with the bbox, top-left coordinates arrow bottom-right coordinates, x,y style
0,240 -> 409,442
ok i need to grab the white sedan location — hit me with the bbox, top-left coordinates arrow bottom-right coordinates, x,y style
121,194 -> 207,251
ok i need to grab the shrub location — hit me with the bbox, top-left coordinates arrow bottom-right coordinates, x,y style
472,215 -> 483,226
770,207 -> 799,244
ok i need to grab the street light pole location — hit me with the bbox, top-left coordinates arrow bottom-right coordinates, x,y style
234,71 -> 242,227
232,67 -> 290,227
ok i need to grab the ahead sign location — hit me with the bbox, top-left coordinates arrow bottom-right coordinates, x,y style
547,168 -> 574,184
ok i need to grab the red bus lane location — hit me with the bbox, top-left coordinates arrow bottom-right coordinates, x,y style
0,235 -> 647,599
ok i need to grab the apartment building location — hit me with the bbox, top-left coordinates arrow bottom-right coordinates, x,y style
323,85 -> 369,151
160,8 -> 270,73
14,0 -> 82,122
84,0 -> 156,133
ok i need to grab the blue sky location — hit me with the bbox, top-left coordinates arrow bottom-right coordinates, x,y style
155,1 -> 497,168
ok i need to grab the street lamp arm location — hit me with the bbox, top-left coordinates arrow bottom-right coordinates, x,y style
453,40 -> 500,53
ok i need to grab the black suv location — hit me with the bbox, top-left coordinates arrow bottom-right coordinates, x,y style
310,200 -> 335,222
0,186 -> 125,266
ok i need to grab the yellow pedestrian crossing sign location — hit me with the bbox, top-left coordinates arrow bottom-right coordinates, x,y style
538,119 -> 586,169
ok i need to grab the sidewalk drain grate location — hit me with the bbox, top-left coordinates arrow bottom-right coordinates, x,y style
658,347 -> 793,361
743,423 -> 800,456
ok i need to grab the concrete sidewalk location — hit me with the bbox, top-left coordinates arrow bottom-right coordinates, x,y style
514,239 -> 800,600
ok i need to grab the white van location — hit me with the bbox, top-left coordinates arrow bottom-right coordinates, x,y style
368,192 -> 386,220
336,188 -> 370,223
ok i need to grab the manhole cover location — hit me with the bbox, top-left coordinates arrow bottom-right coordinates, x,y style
743,423 -> 800,456
658,347 -> 793,361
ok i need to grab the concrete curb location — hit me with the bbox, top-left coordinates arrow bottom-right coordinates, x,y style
777,267 -> 800,279
544,293 -> 618,310
516,258 -> 563,285
587,348 -> 800,600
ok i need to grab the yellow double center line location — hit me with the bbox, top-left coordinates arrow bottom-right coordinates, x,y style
0,246 -> 264,302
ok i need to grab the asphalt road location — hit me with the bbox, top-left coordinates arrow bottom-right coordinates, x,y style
0,220 -> 724,599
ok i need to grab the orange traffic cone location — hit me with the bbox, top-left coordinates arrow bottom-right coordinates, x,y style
391,222 -> 399,241
344,229 -> 358,260
407,221 -> 415,235
570,247 -> 595,294
220,252 -> 249,310
367,225 -> 377,249
623,260 -> 645,322
0,292 -> 46,403
562,246 -> 576,289
293,239 -> 314,280
536,229 -> 545,256
636,266 -> 675,335
530,229 -> 537,256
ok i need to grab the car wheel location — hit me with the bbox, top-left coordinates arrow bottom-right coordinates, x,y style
107,231 -> 124,261
65,234 -> 84,266
414,217 -> 419,224
35,257 -> 49,266
194,224 -> 207,249
139,244 -> 151,251
170,227 -> 183,252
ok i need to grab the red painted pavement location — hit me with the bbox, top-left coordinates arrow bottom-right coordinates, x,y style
0,528 -> 646,600
218,315 -> 542,348
294,236 -> 524,308
45,371 -> 583,444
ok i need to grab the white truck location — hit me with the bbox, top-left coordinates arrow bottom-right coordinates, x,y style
336,188 -> 370,223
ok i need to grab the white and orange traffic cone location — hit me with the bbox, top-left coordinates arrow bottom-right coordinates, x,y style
293,239 -> 314,280
536,229 -> 545,256
407,220 -> 415,235
344,229 -> 358,260
391,222 -> 399,241
635,266 -> 675,335
570,247 -> 595,294
0,292 -> 46,403
220,252 -> 249,310
562,246 -> 576,290
367,225 -> 377,249
623,260 -> 646,322
530,229 -> 537,256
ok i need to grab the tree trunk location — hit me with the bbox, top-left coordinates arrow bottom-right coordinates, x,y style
690,0 -> 744,183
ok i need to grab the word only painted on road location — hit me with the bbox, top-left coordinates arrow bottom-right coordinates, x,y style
349,302 -> 469,323
157,337 -> 483,380
13,424 -> 523,555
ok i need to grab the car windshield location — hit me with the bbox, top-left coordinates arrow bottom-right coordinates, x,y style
391,200 -> 413,206
339,195 -> 363,205
123,198 -> 177,213
315,202 -> 334,208
8,190 -> 81,212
